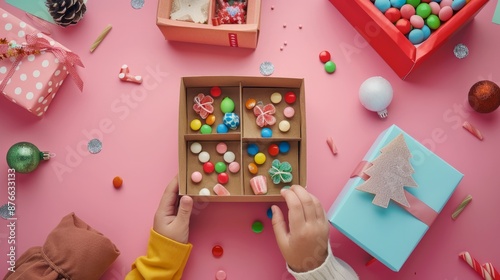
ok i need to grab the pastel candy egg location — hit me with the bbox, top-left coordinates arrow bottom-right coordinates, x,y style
198,151 -> 210,163
190,142 -> 202,154
270,92 -> 282,104
440,0 -> 452,7
426,14 -> 441,29
374,0 -> 391,12
223,113 -> 240,130
261,128 -> 272,138
390,0 -> 406,8
451,0 -> 466,11
220,97 -> 235,113
216,142 -> 228,154
199,188 -> 211,196
400,4 -> 416,19
395,18 -> 412,34
283,106 -> 295,118
228,162 -> 240,173
385,7 -> 401,23
429,2 -> 441,14
416,3 -> 431,18
439,6 -> 453,21
408,29 -> 425,44
216,123 -> 229,133
421,25 -> 431,40
410,15 -> 424,29
278,120 -> 291,132
191,171 -> 202,183
223,151 -> 236,163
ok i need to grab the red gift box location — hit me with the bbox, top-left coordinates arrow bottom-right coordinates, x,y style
328,0 -> 489,79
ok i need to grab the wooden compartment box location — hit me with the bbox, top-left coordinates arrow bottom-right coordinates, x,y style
178,76 -> 306,202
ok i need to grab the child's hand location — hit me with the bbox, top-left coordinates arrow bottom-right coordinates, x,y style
153,175 -> 194,244
271,185 -> 330,273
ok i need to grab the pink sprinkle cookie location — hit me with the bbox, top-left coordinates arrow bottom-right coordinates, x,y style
228,161 -> 240,173
191,171 -> 202,183
250,175 -> 268,195
216,142 -> 228,154
213,183 -> 231,196
283,106 -> 295,118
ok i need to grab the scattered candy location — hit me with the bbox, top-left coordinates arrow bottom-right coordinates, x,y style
213,183 -> 231,196
212,245 -> 224,257
266,207 -> 273,219
223,113 -> 240,130
283,106 -> 295,118
252,220 -> 264,233
198,151 -> 210,163
483,263 -> 500,279
250,175 -> 268,194
223,151 -> 236,163
193,93 -> 215,119
453,43 -> 469,59
254,152 -> 267,165
131,0 -> 145,9
191,171 -> 202,183
113,176 -> 123,189
324,60 -> 336,74
278,120 -> 291,132
270,92 -> 282,104
200,124 -> 213,134
199,188 -> 211,195
220,97 -> 235,113
90,24 -> 112,53
216,142 -> 228,154
210,86 -> 222,97
261,128 -> 273,138
216,270 -> 227,280
203,162 -> 215,173
260,61 -> 275,76
253,103 -> 277,127
451,194 -> 472,220
190,119 -> 202,131
326,136 -> 338,155
215,162 -> 227,173
268,159 -> 293,184
217,123 -> 229,133
245,98 -> 257,109
278,141 -> 290,153
247,143 -> 259,156
459,251 -> 493,280
206,114 -> 216,125
268,143 -> 279,156
248,162 -> 259,174
190,142 -> 202,154
228,161 -> 240,173
284,91 -> 296,104
218,172 -> 229,184
88,139 -> 102,154
462,121 -> 483,140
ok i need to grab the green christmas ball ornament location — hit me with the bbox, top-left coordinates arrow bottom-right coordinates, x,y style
6,142 -> 52,173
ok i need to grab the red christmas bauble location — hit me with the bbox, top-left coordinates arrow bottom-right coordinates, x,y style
468,80 -> 500,113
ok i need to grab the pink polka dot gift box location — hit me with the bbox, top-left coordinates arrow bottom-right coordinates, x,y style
0,8 -> 83,117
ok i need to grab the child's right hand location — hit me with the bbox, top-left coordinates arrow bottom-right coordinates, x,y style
271,185 -> 330,273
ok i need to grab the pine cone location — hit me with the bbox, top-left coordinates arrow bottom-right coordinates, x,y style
46,0 -> 87,27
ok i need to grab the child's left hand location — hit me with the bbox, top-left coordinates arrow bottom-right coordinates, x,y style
153,175 -> 194,244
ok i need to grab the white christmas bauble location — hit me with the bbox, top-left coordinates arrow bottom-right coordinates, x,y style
359,76 -> 393,118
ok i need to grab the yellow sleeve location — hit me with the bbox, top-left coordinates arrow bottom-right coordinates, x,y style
125,229 -> 193,280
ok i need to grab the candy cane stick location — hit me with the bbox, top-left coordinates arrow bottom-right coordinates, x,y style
483,263 -> 500,279
459,251 -> 493,280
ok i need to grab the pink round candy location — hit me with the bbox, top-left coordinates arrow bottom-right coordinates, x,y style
440,0 -> 453,7
410,15 -> 424,29
228,161 -> 240,173
216,270 -> 227,280
439,6 -> 453,21
283,106 -> 295,118
429,2 -> 441,14
400,4 -> 416,20
216,142 -> 227,154
191,171 -> 202,183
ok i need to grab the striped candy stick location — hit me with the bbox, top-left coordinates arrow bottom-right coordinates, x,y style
483,263 -> 500,279
459,251 -> 493,280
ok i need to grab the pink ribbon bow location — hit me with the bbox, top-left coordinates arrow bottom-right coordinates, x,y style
0,33 -> 84,93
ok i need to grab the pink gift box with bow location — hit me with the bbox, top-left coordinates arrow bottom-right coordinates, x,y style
0,8 -> 83,117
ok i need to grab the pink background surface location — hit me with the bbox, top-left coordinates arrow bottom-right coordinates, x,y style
1,0 -> 499,279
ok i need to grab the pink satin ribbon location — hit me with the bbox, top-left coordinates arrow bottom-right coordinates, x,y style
351,160 -> 438,227
0,33 -> 84,94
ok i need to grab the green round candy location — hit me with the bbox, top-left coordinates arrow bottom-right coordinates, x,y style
324,61 -> 336,74
252,221 -> 264,233
215,162 -> 227,173
200,124 -> 212,134
426,14 -> 441,30
416,3 -> 431,19
220,97 -> 235,113
406,0 -> 420,8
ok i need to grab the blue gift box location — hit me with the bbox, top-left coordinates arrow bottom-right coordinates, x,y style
327,124 -> 463,271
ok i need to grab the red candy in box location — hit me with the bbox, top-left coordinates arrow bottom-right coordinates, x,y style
328,0 -> 488,79
0,8 -> 84,117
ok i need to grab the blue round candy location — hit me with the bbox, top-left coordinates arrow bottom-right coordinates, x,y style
223,113 -> 240,130
421,25 -> 431,40
247,143 -> 259,156
451,0 -> 466,11
374,0 -> 391,13
267,207 -> 273,219
390,0 -> 405,9
408,29 -> 424,45
216,123 -> 229,134
261,128 -> 272,138
278,141 -> 290,154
